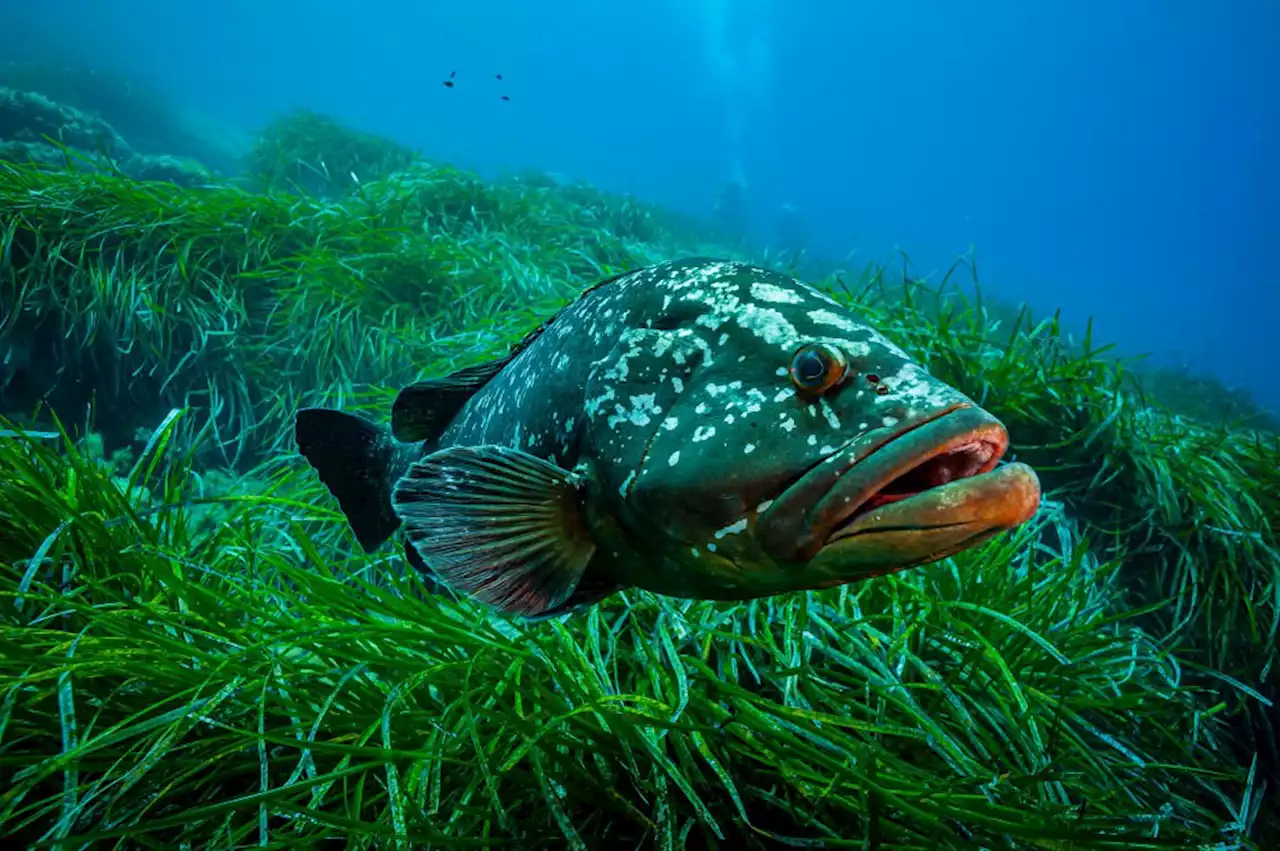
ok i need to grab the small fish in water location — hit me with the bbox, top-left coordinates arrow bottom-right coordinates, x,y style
296,259 -> 1041,619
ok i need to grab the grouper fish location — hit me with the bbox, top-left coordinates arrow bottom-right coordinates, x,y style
295,258 -> 1041,619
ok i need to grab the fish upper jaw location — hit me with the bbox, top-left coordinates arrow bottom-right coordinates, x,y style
756,403 -> 1040,574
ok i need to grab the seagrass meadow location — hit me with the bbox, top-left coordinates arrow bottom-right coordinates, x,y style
1,96 -> 1279,849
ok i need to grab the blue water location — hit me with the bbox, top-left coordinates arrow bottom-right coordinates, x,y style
8,0 -> 1277,412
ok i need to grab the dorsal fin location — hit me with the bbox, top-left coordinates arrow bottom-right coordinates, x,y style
391,359 -> 509,443
391,267 -> 644,444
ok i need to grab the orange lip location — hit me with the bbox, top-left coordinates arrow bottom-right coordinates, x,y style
757,404 -> 1024,561
830,458 -> 1041,542
815,407 -> 1009,543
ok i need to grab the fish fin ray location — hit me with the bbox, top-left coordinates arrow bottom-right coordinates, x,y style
525,573 -> 627,621
402,536 -> 452,597
295,407 -> 402,552
393,445 -> 596,617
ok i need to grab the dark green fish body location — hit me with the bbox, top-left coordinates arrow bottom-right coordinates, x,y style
297,259 -> 1041,618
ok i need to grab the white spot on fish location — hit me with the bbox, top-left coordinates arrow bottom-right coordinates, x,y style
608,393 -> 661,429
751,282 -> 804,304
585,387 -> 615,417
693,425 -> 717,442
736,304 -> 801,350
714,518 -> 749,539
744,443 -> 756,454
662,416 -> 679,431
819,399 -> 841,430
773,388 -> 795,403
877,362 -> 968,410
807,309 -> 858,334
696,313 -> 727,332
668,451 -> 681,467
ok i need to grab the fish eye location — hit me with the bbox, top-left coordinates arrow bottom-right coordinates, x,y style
788,344 -> 847,395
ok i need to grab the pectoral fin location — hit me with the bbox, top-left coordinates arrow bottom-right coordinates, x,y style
392,444 -> 597,617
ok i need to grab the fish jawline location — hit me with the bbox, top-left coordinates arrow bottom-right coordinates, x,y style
801,459 -> 1040,586
808,406 -> 1011,547
824,461 -> 1041,545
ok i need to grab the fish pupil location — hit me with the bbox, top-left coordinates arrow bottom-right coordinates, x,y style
797,350 -> 826,384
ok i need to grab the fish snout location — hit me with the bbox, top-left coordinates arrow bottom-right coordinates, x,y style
756,405 -> 1037,582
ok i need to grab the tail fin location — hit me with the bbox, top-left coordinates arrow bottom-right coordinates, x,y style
295,407 -> 408,552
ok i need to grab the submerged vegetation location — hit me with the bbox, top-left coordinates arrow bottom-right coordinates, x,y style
1,86 -> 1277,848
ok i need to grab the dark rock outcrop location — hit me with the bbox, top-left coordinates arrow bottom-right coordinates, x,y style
0,86 -> 216,186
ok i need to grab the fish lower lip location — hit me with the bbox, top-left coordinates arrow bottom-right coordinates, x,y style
826,460 -> 1040,543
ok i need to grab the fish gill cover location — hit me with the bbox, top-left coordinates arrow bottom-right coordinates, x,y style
0,59 -> 1277,851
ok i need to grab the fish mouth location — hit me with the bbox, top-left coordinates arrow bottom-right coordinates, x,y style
758,404 -> 1041,572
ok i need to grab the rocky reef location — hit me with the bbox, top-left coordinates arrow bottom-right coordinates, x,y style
0,84 -> 214,186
